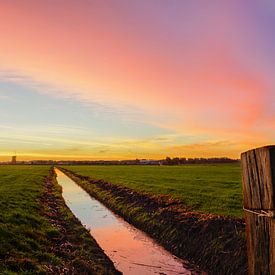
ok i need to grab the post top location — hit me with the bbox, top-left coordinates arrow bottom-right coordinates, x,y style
241,145 -> 275,157
241,145 -> 275,210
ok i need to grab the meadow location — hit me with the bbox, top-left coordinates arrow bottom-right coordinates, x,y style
0,165 -> 118,274
63,164 -> 243,217
0,165 -> 55,273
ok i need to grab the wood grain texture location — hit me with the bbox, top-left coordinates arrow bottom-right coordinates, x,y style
241,146 -> 275,210
241,145 -> 275,275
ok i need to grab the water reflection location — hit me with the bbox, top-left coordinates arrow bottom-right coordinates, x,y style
55,168 -> 194,275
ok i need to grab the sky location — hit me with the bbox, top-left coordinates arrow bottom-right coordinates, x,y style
0,0 -> 274,161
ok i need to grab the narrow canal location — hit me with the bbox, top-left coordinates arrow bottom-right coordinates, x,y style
55,168 -> 195,275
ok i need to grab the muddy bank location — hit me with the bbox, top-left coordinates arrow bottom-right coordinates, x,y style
41,169 -> 120,274
61,168 -> 247,275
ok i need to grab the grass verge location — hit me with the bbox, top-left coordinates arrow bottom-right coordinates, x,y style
61,167 -> 247,275
62,164 -> 243,217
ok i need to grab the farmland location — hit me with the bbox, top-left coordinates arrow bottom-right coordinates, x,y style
63,163 -> 243,217
61,163 -> 246,274
0,164 -> 245,274
0,165 -> 118,274
0,165 -> 55,273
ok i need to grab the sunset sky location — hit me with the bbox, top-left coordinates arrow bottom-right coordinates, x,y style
0,1 -> 274,161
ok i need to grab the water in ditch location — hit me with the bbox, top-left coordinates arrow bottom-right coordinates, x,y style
55,168 -> 198,275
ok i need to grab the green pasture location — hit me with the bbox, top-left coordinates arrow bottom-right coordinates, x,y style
64,164 -> 243,217
0,165 -> 118,274
0,165 -> 55,274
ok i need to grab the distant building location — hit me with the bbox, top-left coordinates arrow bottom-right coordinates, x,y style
11,155 -> 17,164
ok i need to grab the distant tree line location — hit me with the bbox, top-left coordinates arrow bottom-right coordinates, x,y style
1,157 -> 239,166
13,157 -> 239,166
162,157 -> 239,165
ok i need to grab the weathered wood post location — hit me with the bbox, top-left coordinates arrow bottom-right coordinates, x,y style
241,145 -> 275,274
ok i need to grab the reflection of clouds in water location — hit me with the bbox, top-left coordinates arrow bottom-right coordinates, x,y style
55,168 -> 192,275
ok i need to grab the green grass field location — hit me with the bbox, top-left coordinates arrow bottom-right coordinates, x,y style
0,165 -> 57,274
63,164 -> 243,217
0,165 -> 118,274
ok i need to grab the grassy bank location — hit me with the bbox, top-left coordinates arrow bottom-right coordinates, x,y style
63,164 -> 243,217
61,167 -> 247,275
0,165 -> 119,274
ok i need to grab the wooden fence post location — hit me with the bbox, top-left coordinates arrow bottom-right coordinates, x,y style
241,145 -> 275,274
